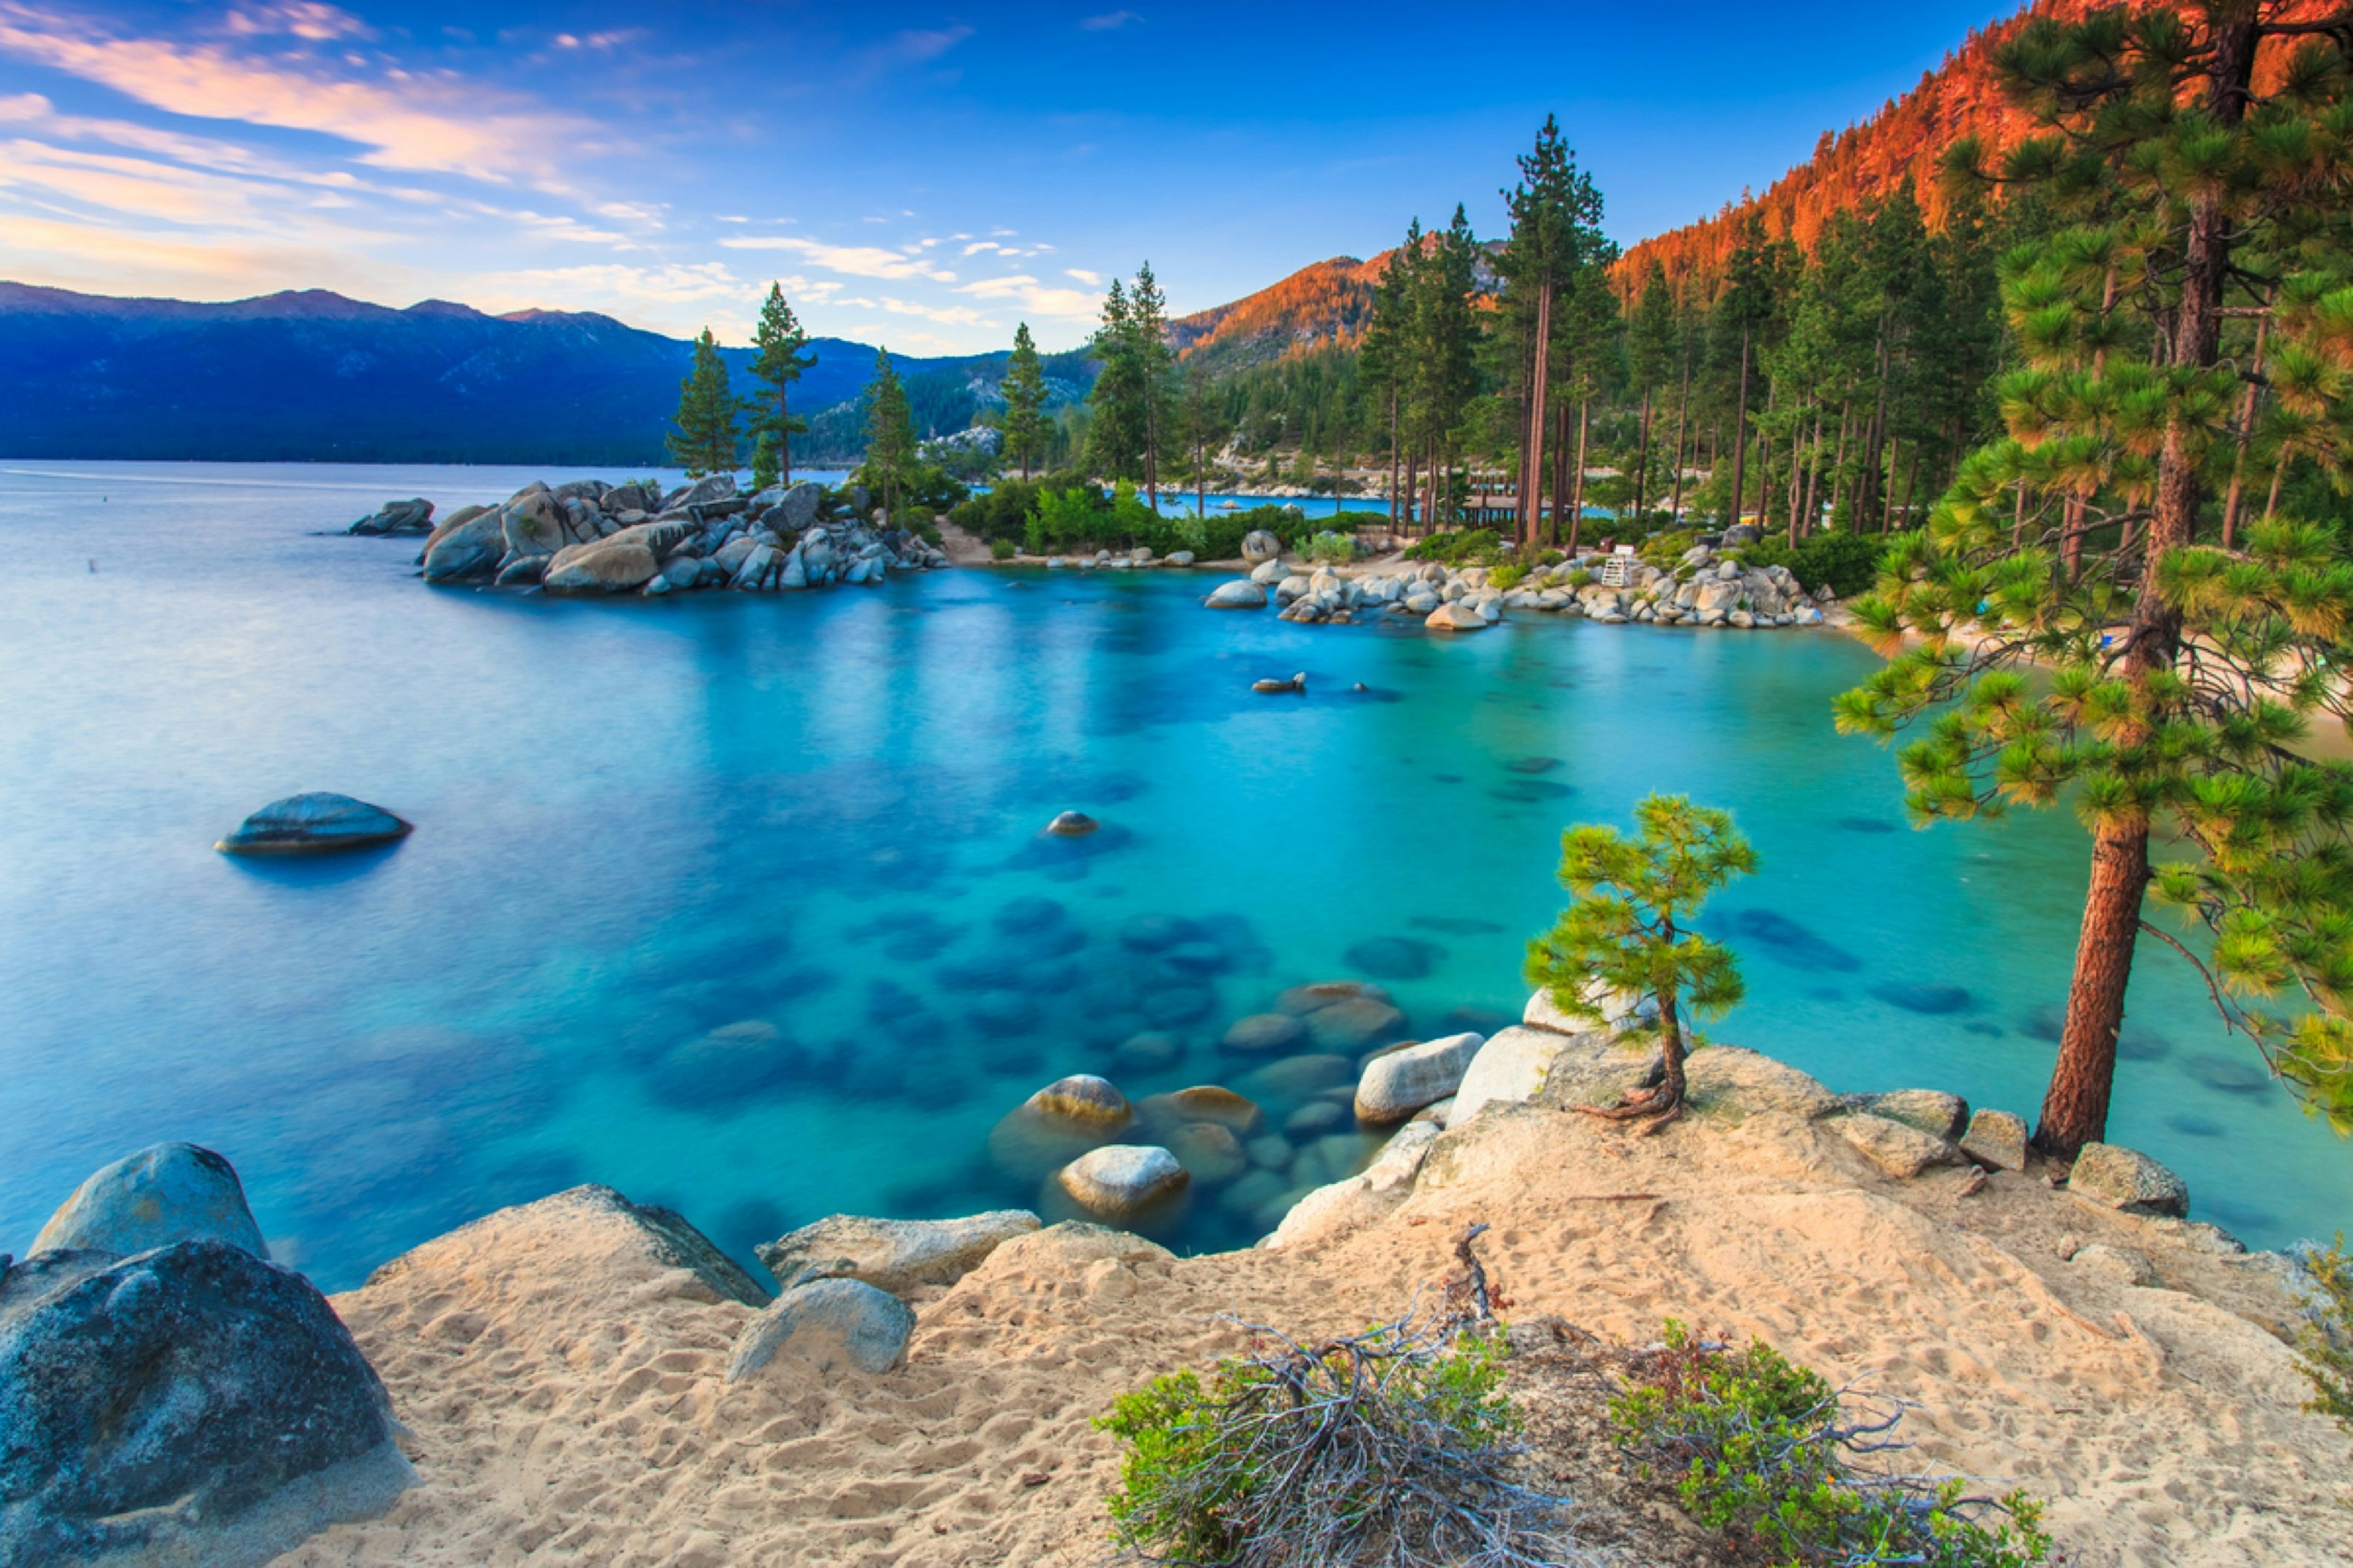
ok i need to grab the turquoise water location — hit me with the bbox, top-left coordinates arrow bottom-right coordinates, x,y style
1,461 -> 2343,1289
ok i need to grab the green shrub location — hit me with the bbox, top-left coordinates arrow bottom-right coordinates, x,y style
1743,529 -> 1898,599
1303,530 -> 1358,566
1637,529 -> 1699,569
1404,528 -> 1502,566
1096,1316 -> 1567,1567
2297,1233 -> 2353,1430
1611,1322 -> 2050,1568
1566,569 -> 1595,589
989,537 -> 1016,561
1489,561 -> 1530,590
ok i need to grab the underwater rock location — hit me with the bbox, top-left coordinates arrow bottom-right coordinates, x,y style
216,793 -> 411,855
1056,1145 -> 1188,1222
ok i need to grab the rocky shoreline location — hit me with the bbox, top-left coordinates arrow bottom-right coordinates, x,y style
354,475 -> 949,596
4,979 -> 2333,1568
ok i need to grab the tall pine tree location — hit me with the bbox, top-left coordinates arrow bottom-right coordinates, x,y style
999,322 -> 1048,481
859,348 -> 917,520
748,284 -> 815,490
666,328 -> 738,479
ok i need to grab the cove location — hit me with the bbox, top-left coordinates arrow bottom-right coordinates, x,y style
1,460 -> 2343,1289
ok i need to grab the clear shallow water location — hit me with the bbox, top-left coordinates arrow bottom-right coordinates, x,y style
1,460 -> 2343,1290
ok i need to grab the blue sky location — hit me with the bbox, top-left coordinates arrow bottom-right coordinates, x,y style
0,0 -> 2014,354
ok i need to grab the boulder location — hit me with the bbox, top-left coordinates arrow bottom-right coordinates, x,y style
1304,995 -> 1409,1051
754,1210 -> 1039,1295
1205,580 -> 1268,609
2071,1243 -> 2160,1288
1426,602 -> 1489,632
1046,811 -> 1100,837
0,1241 -> 412,1568
775,482 -> 824,532
412,502 -> 488,562
1167,550 -> 1197,566
1241,529 -> 1283,565
347,498 -> 431,536
1960,1108 -> 2029,1172
1278,980 -> 1390,1016
420,507 -> 507,583
216,793 -> 411,856
1264,1122 -> 1439,1249
726,1278 -> 914,1382
363,1184 -> 771,1308
1056,1145 -> 1188,1222
501,496 -> 567,558
1249,559 -> 1287,585
1251,673 -> 1306,694
544,539 -> 659,594
1844,1089 -> 1969,1141
1165,1122 -> 1249,1184
1025,1074 -> 1132,1129
1354,1032 -> 1484,1125
2068,1143 -> 2190,1218
1835,1113 -> 1963,1179
31,1143 -> 265,1259
1135,1086 -> 1264,1138
1450,1026 -> 1586,1126
1221,1013 -> 1306,1055
1683,1046 -> 1840,1121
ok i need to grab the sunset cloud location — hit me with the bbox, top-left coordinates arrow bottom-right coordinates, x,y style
717,233 -> 957,284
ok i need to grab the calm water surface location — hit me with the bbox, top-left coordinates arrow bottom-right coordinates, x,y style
1,461 -> 2343,1288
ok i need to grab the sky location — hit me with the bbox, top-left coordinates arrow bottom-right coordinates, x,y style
0,0 -> 2020,355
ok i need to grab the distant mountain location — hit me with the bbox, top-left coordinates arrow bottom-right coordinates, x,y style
0,284 -> 1017,464
1170,255 -> 1390,376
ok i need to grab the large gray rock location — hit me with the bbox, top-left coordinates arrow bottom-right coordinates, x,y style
1354,1032 -> 1483,1125
1960,1108 -> 2029,1172
1425,602 -> 1490,632
1204,579 -> 1267,609
1241,529 -> 1283,565
1221,1013 -> 1306,1055
216,793 -> 411,856
544,537 -> 660,594
30,1143 -> 265,1259
1835,1113 -> 1963,1180
347,498 -> 431,536
774,482 -> 823,532
364,1185 -> 771,1308
1684,1046 -> 1840,1121
0,1240 -> 412,1568
2069,1143 -> 2190,1218
420,507 -> 507,582
1450,1026 -> 1585,1126
1057,1145 -> 1188,1222
726,1278 -> 913,1382
1844,1089 -> 1969,1141
754,1210 -> 1040,1294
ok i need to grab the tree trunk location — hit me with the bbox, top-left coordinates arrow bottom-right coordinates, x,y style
1900,441 -> 1923,531
1633,384 -> 1654,519
1569,397 -> 1590,542
1668,355 -> 1693,522
1522,281 -> 1553,550
1656,991 -> 1688,1110
1727,328 -> 1751,530
1387,388 -> 1400,530
2222,292 -> 2273,548
779,390 -> 794,486
2042,9 -> 2254,1161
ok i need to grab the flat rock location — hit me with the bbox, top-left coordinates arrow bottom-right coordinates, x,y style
1960,1108 -> 2029,1172
1220,1013 -> 1305,1055
31,1142 -> 266,1259
0,1240 -> 412,1568
1835,1113 -> 1963,1179
1056,1145 -> 1188,1222
544,538 -> 659,594
1354,1032 -> 1483,1124
2069,1143 -> 2190,1218
363,1184 -> 771,1308
2071,1242 -> 2160,1288
1684,1046 -> 1840,1121
217,792 -> 411,856
1426,602 -> 1489,631
1135,1086 -> 1264,1137
1203,580 -> 1267,609
1843,1089 -> 1969,1140
1304,995 -> 1409,1051
1025,1074 -> 1131,1128
726,1278 -> 913,1382
1450,1026 -> 1590,1126
753,1210 -> 1040,1294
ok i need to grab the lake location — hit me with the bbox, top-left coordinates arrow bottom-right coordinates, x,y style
1,460 -> 2341,1289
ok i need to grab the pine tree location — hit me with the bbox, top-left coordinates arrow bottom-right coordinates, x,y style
748,284 -> 815,490
858,347 -> 917,520
1838,2 -> 2353,1155
1526,795 -> 1757,1129
1000,322 -> 1048,481
1496,116 -> 1609,548
1129,262 -> 1178,510
1086,278 -> 1146,480
1360,235 -> 1415,526
665,328 -> 738,479
1627,260 -> 1680,520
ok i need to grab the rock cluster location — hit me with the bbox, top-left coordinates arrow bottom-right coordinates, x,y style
1207,537 -> 1836,632
346,498 -> 433,536
3,1144 -> 412,1568
412,475 -> 950,596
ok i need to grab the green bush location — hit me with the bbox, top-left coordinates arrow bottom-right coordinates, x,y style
1404,528 -> 1502,566
1488,561 -> 1530,590
1611,1322 -> 2050,1568
1303,531 -> 1358,566
1097,1319 -> 1566,1567
989,538 -> 1016,561
1566,568 -> 1595,589
2297,1233 -> 2353,1431
1743,529 -> 1900,599
1637,529 -> 1699,569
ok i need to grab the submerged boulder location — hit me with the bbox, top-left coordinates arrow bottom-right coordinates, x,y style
31,1142 -> 265,1259
754,1210 -> 1040,1294
0,1240 -> 412,1568
216,793 -> 411,856
1057,1145 -> 1188,1222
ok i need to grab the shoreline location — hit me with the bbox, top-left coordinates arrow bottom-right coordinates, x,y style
262,1003 -> 2336,1567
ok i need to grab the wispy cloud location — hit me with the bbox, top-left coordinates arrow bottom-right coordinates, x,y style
0,2 -> 589,186
958,272 -> 1100,320
223,2 -> 373,42
1080,10 -> 1142,30
717,233 -> 957,284
880,25 -> 972,64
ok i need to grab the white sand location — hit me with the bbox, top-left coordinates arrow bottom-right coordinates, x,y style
281,1093 -> 2345,1567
